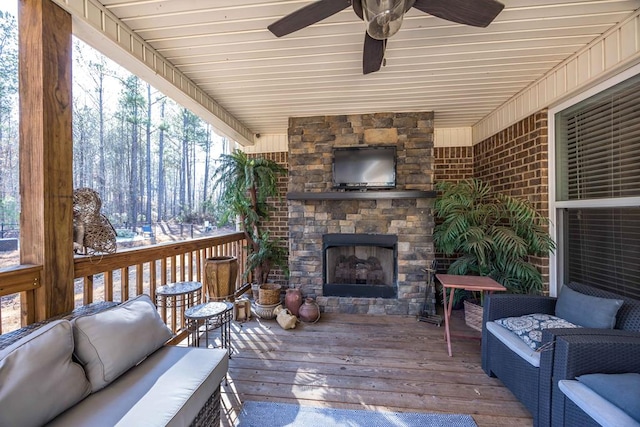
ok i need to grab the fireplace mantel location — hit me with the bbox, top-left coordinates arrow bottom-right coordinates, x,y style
287,190 -> 436,201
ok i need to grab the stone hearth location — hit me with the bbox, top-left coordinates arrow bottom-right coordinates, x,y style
287,112 -> 436,315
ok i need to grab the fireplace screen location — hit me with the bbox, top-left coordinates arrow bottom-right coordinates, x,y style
323,234 -> 397,298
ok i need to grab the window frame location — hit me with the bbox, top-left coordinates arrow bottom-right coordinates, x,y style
548,63 -> 640,297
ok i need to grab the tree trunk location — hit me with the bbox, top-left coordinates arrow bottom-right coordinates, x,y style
157,99 -> 166,221
145,83 -> 152,223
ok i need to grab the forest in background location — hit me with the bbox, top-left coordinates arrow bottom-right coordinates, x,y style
0,10 -> 232,234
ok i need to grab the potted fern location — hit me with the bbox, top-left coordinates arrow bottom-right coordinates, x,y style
433,179 -> 555,330
212,150 -> 288,301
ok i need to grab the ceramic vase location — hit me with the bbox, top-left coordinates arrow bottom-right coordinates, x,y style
284,288 -> 303,316
298,297 -> 321,323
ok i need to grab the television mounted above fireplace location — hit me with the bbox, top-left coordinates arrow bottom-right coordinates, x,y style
332,145 -> 396,190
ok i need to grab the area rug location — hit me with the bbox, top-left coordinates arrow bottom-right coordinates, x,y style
236,400 -> 478,427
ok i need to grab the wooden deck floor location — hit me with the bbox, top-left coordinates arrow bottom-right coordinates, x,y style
219,309 -> 532,427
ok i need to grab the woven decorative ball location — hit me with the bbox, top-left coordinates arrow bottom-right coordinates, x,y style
73,188 -> 117,256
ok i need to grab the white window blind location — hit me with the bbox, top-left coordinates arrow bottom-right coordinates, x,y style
555,73 -> 640,297
556,74 -> 640,201
564,208 -> 640,299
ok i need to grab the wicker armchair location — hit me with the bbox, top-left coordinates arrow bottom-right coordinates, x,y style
481,282 -> 640,427
554,334 -> 640,426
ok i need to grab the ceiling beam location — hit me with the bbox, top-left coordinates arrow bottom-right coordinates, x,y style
51,0 -> 255,146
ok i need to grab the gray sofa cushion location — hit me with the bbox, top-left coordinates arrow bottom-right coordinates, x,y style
559,379 -> 640,427
578,373 -> 640,422
47,346 -> 229,427
0,320 -> 92,427
486,321 -> 541,367
72,294 -> 173,392
556,285 -> 623,329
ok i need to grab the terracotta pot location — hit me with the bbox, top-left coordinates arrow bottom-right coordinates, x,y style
299,297 -> 321,323
204,256 -> 238,302
285,288 -> 303,316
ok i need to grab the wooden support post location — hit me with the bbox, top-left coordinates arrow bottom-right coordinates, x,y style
19,0 -> 74,321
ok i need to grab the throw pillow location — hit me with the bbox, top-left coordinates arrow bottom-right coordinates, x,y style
72,294 -> 173,392
577,373 -> 640,422
0,320 -> 91,427
555,285 -> 623,329
495,313 -> 581,350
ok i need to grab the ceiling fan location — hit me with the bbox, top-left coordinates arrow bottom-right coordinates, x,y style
268,0 -> 505,74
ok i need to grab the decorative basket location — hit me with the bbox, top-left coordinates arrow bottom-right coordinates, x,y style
259,284 -> 282,305
463,299 -> 483,332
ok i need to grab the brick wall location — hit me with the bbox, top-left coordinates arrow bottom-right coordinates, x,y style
432,110 -> 550,291
433,146 -> 474,183
432,146 -> 474,274
473,110 -> 549,215
474,110 -> 550,289
246,151 -> 289,286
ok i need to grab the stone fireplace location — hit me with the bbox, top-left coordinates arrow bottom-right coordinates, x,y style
287,112 -> 436,315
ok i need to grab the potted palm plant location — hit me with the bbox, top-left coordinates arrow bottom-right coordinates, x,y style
433,179 -> 555,330
212,150 -> 288,303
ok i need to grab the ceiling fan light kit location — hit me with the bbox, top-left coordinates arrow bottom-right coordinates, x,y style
362,0 -> 407,40
267,0 -> 505,74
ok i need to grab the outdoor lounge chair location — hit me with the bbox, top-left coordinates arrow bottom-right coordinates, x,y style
555,334 -> 640,426
481,282 -> 640,427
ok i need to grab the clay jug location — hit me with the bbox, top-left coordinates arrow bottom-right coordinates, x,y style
204,256 -> 238,302
285,288 -> 303,316
299,297 -> 321,323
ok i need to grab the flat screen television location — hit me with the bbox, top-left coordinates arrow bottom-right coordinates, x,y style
332,146 -> 396,189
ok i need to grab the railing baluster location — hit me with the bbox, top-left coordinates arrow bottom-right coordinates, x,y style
150,260 -> 157,301
196,249 -> 203,284
180,253 -> 186,282
161,258 -> 167,285
121,267 -> 129,301
136,263 -> 143,296
105,270 -> 114,301
84,276 -> 94,305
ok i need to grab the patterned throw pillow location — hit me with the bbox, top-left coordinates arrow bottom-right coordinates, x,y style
495,314 -> 581,351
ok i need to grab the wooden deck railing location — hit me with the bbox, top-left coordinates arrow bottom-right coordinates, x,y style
0,264 -> 43,333
0,232 -> 248,336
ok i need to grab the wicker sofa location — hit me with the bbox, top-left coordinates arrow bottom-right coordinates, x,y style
0,295 -> 228,427
481,282 -> 640,427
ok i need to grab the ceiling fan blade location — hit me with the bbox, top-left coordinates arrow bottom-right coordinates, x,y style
363,33 -> 385,75
413,0 -> 504,28
268,0 -> 352,37
352,0 -> 363,20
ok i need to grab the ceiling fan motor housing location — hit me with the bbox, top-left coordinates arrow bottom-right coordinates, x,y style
362,0 -> 407,40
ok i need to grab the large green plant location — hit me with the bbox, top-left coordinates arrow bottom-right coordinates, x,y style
433,179 -> 555,295
212,150 -> 287,285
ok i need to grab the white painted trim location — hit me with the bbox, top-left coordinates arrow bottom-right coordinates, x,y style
434,128 -> 472,147
240,134 -> 288,154
555,197 -> 640,209
548,106 -> 558,297
474,9 -> 640,144
52,0 -> 255,147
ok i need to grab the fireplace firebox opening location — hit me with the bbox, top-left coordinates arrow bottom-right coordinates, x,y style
323,234 -> 398,298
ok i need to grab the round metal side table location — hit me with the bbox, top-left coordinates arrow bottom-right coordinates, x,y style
184,301 -> 234,356
155,281 -> 203,333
